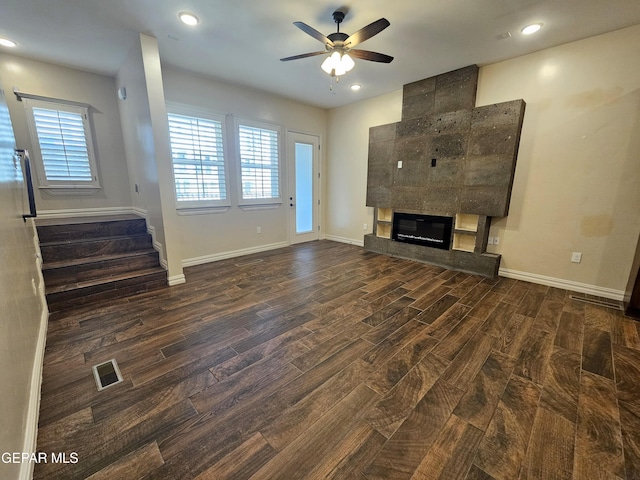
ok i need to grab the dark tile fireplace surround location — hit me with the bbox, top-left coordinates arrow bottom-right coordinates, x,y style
364,65 -> 526,277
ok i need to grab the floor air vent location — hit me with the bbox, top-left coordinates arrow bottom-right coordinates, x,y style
568,295 -> 624,311
92,359 -> 123,391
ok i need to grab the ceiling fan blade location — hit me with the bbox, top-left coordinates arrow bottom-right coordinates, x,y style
293,22 -> 334,47
280,51 -> 327,62
345,18 -> 390,48
349,49 -> 394,63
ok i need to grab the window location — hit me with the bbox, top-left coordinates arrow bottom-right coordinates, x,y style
237,120 -> 281,205
167,109 -> 229,209
24,98 -> 99,189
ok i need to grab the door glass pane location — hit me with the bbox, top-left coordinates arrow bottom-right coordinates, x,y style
295,143 -> 313,234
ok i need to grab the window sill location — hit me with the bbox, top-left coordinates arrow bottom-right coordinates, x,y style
40,186 -> 101,196
177,206 -> 231,216
238,203 -> 282,211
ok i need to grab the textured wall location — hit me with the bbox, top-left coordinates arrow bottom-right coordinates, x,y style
366,65 -> 525,218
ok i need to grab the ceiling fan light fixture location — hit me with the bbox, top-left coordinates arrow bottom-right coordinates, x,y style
321,54 -> 336,74
179,12 -> 200,26
341,53 -> 355,72
321,51 -> 355,76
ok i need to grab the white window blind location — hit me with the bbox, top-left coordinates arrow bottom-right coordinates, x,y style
238,124 -> 280,202
32,107 -> 92,182
24,98 -> 99,188
168,112 -> 228,207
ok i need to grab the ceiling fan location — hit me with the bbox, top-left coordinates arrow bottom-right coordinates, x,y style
280,10 -> 393,77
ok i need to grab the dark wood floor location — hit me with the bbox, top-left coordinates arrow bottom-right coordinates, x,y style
34,240 -> 640,480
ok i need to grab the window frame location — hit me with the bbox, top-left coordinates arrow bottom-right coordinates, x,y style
23,98 -> 100,191
235,118 -> 283,207
166,104 -> 231,211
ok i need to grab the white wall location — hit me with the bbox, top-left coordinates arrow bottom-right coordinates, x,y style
476,24 -> 640,295
161,66 -> 328,264
325,24 -> 640,296
325,90 -> 402,245
0,82 -> 47,480
0,52 -> 132,215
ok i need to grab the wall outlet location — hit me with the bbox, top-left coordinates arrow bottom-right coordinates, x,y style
256,226 -> 261,234
571,252 -> 582,263
397,160 -> 403,169
493,236 -> 500,245
487,237 -> 494,245
363,223 -> 368,231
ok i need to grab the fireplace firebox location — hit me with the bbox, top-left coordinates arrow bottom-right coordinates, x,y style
392,212 -> 453,250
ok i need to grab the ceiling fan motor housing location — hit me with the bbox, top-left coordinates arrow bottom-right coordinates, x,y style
328,32 -> 349,48
332,10 -> 346,25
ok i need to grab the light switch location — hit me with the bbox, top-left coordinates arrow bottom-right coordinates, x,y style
397,160 -> 403,169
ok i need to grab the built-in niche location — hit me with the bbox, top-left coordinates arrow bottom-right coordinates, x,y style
364,65 -> 525,277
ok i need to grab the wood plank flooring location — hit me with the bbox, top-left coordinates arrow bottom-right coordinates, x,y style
34,240 -> 640,480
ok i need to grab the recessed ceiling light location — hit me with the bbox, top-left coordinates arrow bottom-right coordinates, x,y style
0,38 -> 17,48
179,12 -> 199,26
350,84 -> 362,91
521,23 -> 542,35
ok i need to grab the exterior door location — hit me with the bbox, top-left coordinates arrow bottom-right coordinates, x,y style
287,132 -> 319,244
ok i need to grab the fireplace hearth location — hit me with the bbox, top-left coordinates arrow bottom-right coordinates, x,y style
392,212 -> 453,250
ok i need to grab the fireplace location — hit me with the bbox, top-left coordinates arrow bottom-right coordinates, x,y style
392,212 -> 453,250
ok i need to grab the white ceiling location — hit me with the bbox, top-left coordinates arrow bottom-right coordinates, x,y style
2,0 -> 640,109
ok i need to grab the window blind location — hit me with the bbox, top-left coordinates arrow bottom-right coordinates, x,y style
32,107 -> 93,182
238,124 -> 279,200
168,113 -> 227,204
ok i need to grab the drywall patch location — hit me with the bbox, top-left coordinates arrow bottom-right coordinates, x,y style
580,214 -> 614,237
565,87 -> 624,109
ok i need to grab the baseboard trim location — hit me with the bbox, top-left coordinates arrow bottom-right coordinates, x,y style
183,242 -> 290,268
37,206 -> 135,218
168,274 -> 186,286
122,208 -> 168,269
499,268 -> 625,301
321,234 -> 364,247
131,206 -> 147,218
19,307 -> 48,480
144,224 -> 167,269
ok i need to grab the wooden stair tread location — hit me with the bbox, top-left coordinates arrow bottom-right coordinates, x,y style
42,249 -> 158,271
39,216 -> 166,310
35,214 -> 142,227
39,232 -> 151,248
45,267 -> 166,295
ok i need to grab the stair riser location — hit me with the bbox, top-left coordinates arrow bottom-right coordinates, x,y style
43,252 -> 161,288
41,235 -> 153,263
37,219 -> 148,243
46,271 -> 167,312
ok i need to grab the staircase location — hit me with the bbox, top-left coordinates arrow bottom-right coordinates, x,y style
37,215 -> 167,311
